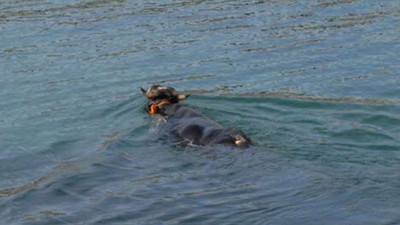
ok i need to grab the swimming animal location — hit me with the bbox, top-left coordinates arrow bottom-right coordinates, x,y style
141,85 -> 251,148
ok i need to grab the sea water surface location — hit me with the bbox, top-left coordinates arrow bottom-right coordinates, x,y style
1,0 -> 400,224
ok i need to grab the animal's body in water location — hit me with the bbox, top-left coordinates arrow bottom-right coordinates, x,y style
141,85 -> 251,148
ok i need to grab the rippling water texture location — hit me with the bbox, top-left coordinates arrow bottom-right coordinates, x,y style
1,0 -> 400,224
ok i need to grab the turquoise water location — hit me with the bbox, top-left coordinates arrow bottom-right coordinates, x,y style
1,0 -> 400,224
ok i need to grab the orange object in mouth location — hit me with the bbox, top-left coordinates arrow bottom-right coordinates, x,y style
148,100 -> 172,115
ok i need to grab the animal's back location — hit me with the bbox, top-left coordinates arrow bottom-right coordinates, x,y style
161,104 -> 250,147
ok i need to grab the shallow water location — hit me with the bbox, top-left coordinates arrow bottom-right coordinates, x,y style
1,0 -> 400,224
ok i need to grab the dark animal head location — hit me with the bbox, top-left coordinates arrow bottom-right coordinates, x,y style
141,84 -> 189,103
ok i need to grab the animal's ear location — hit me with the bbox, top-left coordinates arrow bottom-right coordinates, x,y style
177,94 -> 190,101
140,87 -> 147,95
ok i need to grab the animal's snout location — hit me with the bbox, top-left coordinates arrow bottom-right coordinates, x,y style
141,87 -> 158,100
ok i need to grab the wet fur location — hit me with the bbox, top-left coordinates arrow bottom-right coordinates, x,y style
143,85 -> 251,148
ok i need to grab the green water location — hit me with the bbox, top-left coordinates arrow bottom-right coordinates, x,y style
1,0 -> 400,224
